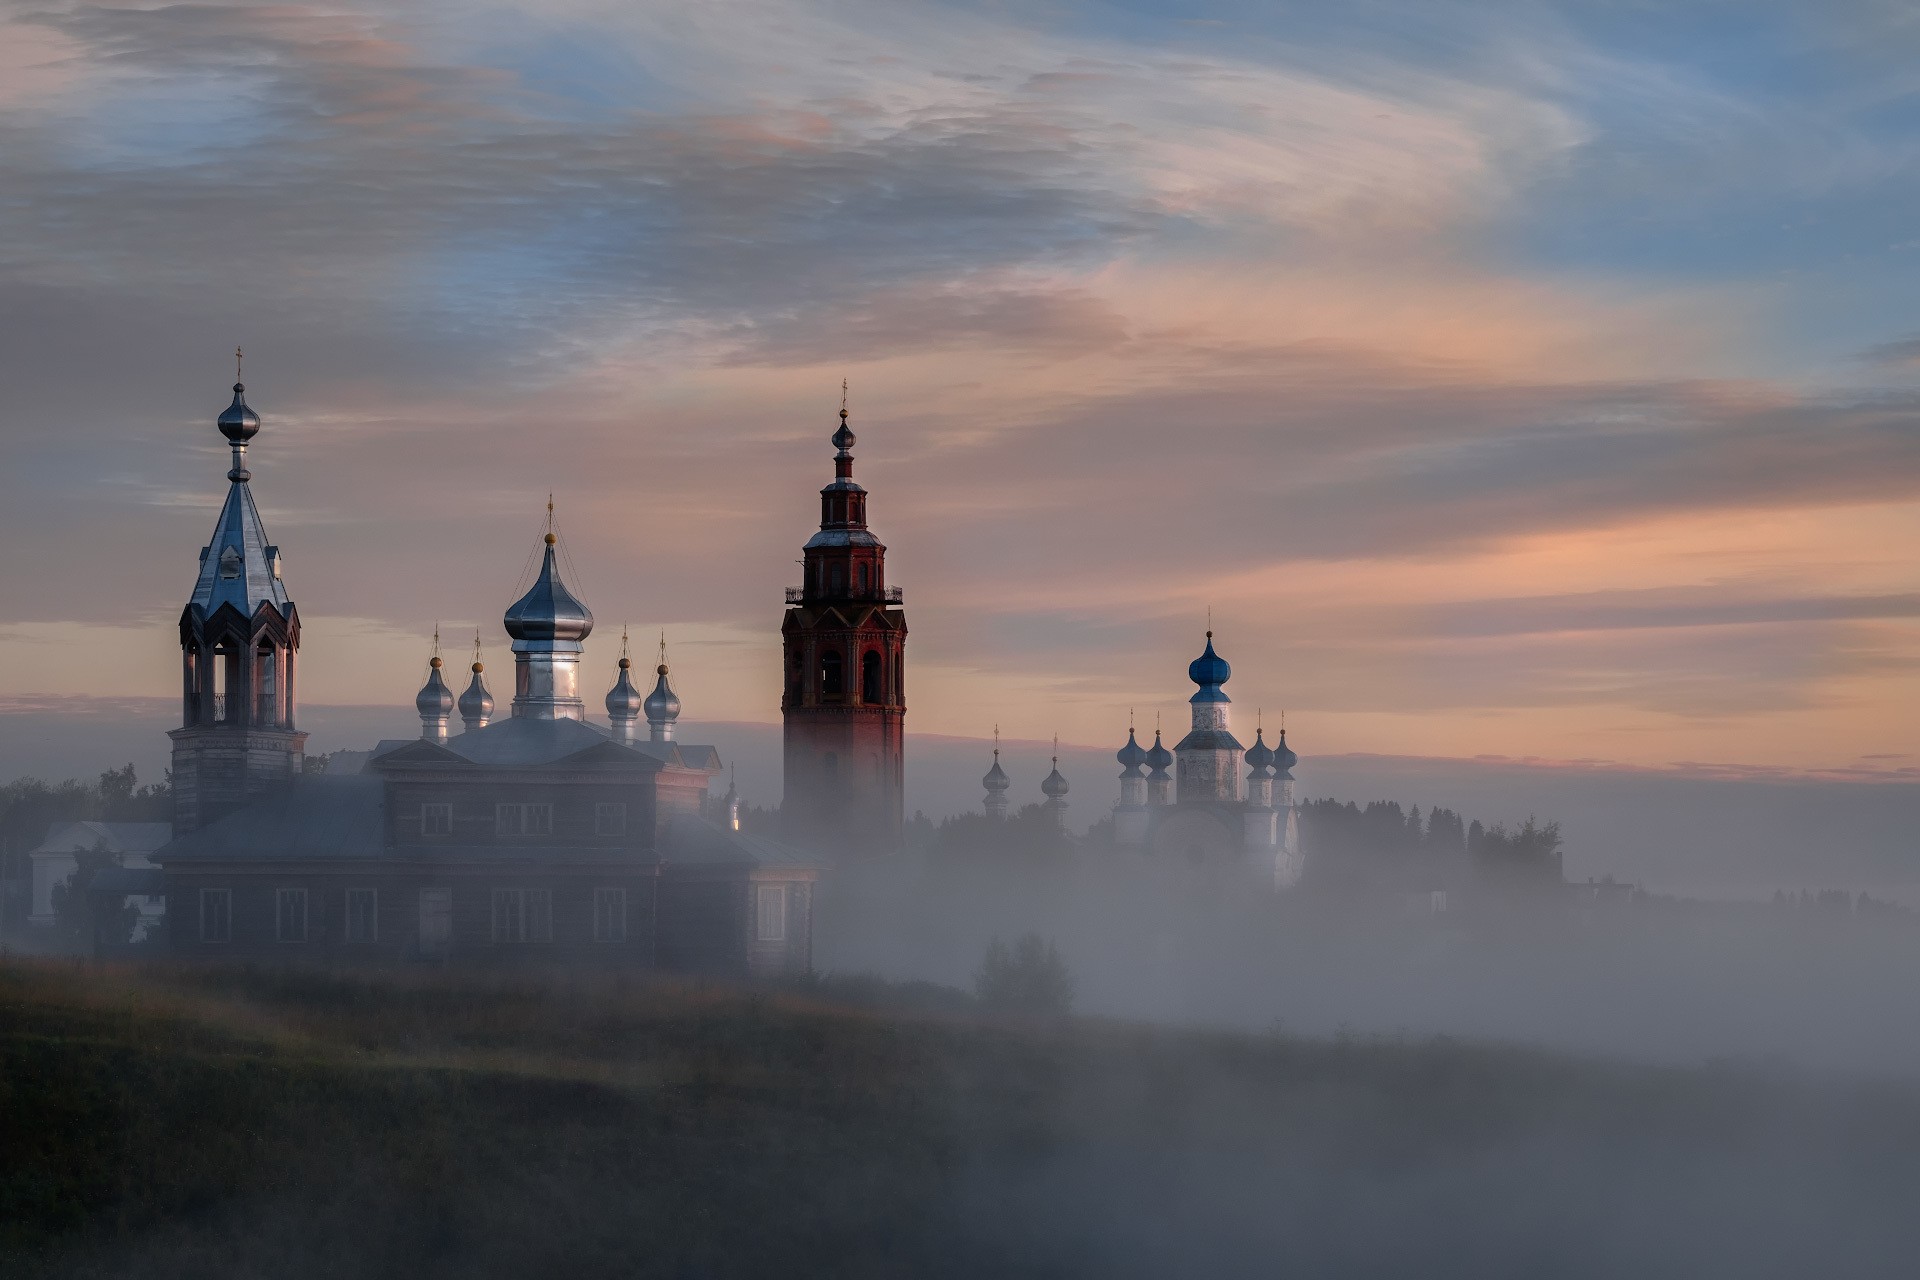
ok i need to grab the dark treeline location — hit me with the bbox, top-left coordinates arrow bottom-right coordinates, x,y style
0,766 -> 170,879
1298,798 -> 1563,898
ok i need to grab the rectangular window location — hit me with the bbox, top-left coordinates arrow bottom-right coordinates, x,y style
755,883 -> 787,943
593,887 -> 627,943
200,888 -> 231,943
495,803 -> 554,837
595,803 -> 626,836
421,803 -> 452,837
345,888 -> 378,943
490,888 -> 553,944
275,887 -> 308,943
419,887 -> 452,950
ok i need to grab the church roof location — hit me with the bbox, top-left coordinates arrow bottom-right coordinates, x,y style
189,465 -> 291,621
155,775 -> 387,862
660,812 -> 814,870
371,715 -> 720,772
29,821 -> 172,857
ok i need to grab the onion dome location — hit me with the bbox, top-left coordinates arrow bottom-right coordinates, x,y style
217,381 -> 261,444
1144,728 -> 1173,776
1245,727 -> 1274,774
458,659 -> 493,727
1188,630 -> 1231,701
1116,727 -> 1147,775
415,656 -> 454,717
645,662 -> 681,727
607,655 -> 644,719
1042,765 -> 1070,798
833,403 -> 856,455
1272,728 -> 1298,778
504,534 -> 594,643
982,750 -> 1010,793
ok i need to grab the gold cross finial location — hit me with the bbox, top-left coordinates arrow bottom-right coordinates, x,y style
840,378 -> 848,416
472,629 -> 482,664
431,623 -> 440,659
993,723 -> 1000,757
235,346 -> 243,381
657,630 -> 667,670
621,625 -> 630,661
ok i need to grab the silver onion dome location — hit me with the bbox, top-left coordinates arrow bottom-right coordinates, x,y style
644,662 -> 681,726
415,656 -> 455,716
458,660 -> 494,726
217,382 -> 261,444
607,656 -> 644,719
1041,760 -> 1070,799
503,534 -> 594,643
982,751 -> 1010,793
1116,727 -> 1147,774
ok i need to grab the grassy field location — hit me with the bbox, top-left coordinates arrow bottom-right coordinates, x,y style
5,958 -> 1920,1279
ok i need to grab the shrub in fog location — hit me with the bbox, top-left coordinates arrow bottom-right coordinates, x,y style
975,933 -> 1073,1016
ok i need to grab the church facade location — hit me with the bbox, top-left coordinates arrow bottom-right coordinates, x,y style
150,377 -> 815,974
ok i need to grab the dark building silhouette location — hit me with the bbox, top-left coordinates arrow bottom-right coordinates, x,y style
781,396 -> 907,854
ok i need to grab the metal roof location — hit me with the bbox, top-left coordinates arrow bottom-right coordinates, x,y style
155,775 -> 386,862
29,821 -> 172,857
189,475 -> 291,620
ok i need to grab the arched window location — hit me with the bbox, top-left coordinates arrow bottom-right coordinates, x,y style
861,650 -> 882,704
856,563 -> 868,595
821,650 -> 843,697
829,563 -> 845,596
257,647 -> 278,726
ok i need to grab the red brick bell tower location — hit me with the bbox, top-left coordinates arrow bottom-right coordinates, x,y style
781,391 -> 906,854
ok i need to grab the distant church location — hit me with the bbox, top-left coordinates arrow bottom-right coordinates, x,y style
979,635 -> 1305,888
150,375 -> 815,974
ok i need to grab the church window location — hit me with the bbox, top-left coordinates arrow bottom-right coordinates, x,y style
256,649 -> 277,725
821,651 -> 844,697
276,888 -> 308,943
595,803 -> 627,836
490,888 -> 552,943
421,804 -> 452,837
200,888 -> 231,943
861,650 -> 882,704
856,563 -> 868,594
495,803 -> 553,837
345,888 -> 378,942
830,563 -> 844,595
593,887 -> 627,942
218,545 -> 242,579
755,883 -> 788,942
419,888 -> 452,951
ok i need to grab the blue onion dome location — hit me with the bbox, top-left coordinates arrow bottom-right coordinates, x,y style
217,381 -> 261,443
982,751 -> 1010,793
606,656 -> 644,719
1188,630 -> 1231,690
644,662 -> 681,725
1144,729 -> 1173,773
1272,728 -> 1298,776
832,405 -> 856,454
416,657 -> 454,715
1245,728 -> 1274,772
504,533 -> 594,643
1042,762 -> 1070,798
1116,727 -> 1147,773
458,660 -> 493,722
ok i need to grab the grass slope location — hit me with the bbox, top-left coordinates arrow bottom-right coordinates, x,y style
4,959 -> 1920,1279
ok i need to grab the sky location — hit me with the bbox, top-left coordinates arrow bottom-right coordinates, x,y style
3,0 -> 1920,786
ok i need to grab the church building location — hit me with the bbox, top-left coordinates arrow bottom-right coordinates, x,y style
1111,633 -> 1304,886
779,397 -> 907,855
149,376 -> 815,974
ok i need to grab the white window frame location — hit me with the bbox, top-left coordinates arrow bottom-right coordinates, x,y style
276,887 -> 308,943
344,887 -> 379,943
593,887 -> 627,943
421,803 -> 453,837
595,803 -> 627,836
755,883 -> 787,943
200,887 -> 231,943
